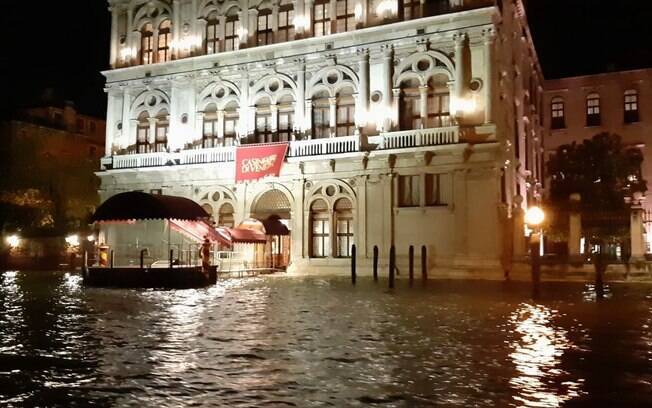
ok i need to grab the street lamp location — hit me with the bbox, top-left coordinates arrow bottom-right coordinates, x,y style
6,234 -> 21,249
525,206 -> 545,298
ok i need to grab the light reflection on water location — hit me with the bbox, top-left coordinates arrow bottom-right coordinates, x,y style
509,303 -> 584,407
1,272 -> 652,407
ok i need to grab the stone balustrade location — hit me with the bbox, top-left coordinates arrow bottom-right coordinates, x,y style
104,127 -> 460,169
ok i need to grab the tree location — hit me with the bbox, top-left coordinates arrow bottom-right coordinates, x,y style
547,132 -> 646,212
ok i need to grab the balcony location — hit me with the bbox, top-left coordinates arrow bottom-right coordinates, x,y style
104,126 -> 460,170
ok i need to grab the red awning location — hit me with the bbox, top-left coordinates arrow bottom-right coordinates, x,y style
228,227 -> 267,243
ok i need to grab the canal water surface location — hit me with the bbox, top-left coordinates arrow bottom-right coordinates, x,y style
1,271 -> 652,407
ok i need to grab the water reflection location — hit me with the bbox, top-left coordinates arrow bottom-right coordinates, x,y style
509,303 -> 584,407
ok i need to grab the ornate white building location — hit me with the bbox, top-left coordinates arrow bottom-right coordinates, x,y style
99,0 -> 544,276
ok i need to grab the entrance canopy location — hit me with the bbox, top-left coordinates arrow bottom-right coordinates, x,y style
92,192 -> 209,222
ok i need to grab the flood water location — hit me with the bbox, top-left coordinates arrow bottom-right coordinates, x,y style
1,271 -> 652,407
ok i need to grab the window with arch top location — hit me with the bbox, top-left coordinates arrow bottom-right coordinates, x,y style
205,11 -> 220,54
257,7 -> 273,46
140,23 -> 154,64
310,199 -> 330,258
224,8 -> 240,51
277,2 -> 295,42
313,0 -> 331,37
157,20 -> 171,62
335,198 -> 354,258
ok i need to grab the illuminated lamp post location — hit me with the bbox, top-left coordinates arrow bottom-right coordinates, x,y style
525,206 -> 545,298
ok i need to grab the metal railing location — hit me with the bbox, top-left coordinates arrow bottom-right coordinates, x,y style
288,135 -> 359,157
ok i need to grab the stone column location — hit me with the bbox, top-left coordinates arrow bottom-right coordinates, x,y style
304,100 -> 313,138
304,0 -> 314,38
110,7 -> 119,67
127,7 -> 136,65
129,119 -> 139,150
295,59 -> 306,135
270,104 -> 279,133
272,0 -> 279,43
631,205 -> 646,261
483,29 -> 495,124
454,33 -> 467,119
356,48 -> 370,129
248,9 -> 258,48
148,117 -> 158,146
328,97 -> 337,137
392,88 -> 401,130
173,0 -> 181,59
418,85 -> 428,128
195,112 -> 204,146
568,193 -> 582,261
122,89 -> 133,148
217,110 -> 225,143
381,44 -> 394,132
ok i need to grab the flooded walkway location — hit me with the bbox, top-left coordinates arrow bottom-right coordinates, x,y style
1,271 -> 652,406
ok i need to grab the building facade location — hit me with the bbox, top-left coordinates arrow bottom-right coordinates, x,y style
99,0 -> 544,275
543,68 -> 652,255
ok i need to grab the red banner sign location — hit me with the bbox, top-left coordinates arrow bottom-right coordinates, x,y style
235,143 -> 289,182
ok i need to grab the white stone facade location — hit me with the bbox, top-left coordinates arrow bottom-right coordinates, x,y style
99,0 -> 544,276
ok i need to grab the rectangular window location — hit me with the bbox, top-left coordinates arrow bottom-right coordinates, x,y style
336,104 -> 355,137
551,99 -> 565,129
141,30 -> 154,64
155,123 -> 168,152
336,0 -> 356,33
625,90 -> 640,123
400,90 -> 422,130
206,20 -> 219,54
313,105 -> 330,138
150,189 -> 162,195
225,17 -> 240,51
257,11 -> 273,46
278,110 -> 294,142
586,95 -> 601,127
277,6 -> 295,42
256,113 -> 273,143
224,114 -> 238,146
336,218 -> 354,257
425,174 -> 450,206
427,92 -> 451,128
203,118 -> 218,147
404,0 -> 420,20
311,218 -> 329,258
313,0 -> 331,37
137,126 -> 149,153
398,175 -> 420,207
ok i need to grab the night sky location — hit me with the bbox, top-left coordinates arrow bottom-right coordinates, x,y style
0,0 -> 649,119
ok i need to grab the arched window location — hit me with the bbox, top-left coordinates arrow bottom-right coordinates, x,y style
278,94 -> 295,142
255,97 -> 273,144
403,0 -> 420,19
154,110 -> 169,152
257,7 -> 273,46
218,203 -> 234,228
136,111 -> 150,153
312,90 -> 330,139
277,1 -> 295,42
225,8 -> 240,51
426,74 -> 450,128
551,96 -> 565,129
399,78 -> 422,130
624,89 -> 639,123
336,87 -> 356,137
205,11 -> 220,54
140,23 -> 154,64
313,0 -> 331,37
586,93 -> 601,126
157,20 -> 171,62
202,103 -> 219,147
335,0 -> 355,33
224,100 -> 239,146
310,199 -> 329,258
335,198 -> 353,257
201,204 -> 214,223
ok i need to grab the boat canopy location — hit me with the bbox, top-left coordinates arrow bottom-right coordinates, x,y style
92,192 -> 209,222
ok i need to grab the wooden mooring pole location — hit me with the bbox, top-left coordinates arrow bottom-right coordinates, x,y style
170,249 -> 174,268
389,245 -> 396,289
531,233 -> 541,299
421,246 -> 427,280
409,245 -> 414,285
372,246 -> 379,282
351,244 -> 357,285
110,250 -> 114,269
